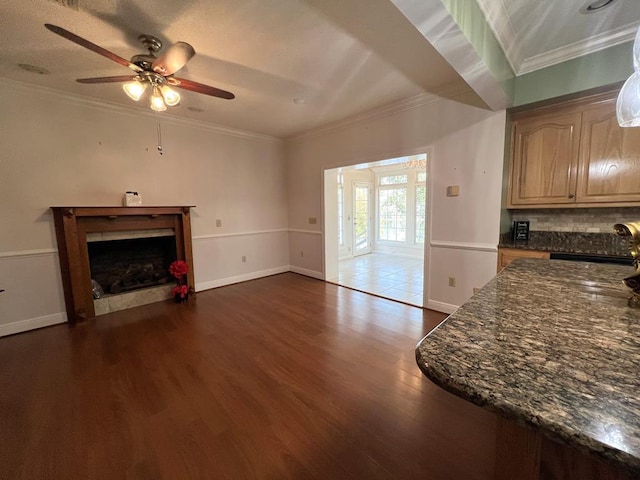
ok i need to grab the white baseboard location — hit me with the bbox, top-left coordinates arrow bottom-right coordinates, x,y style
288,266 -> 324,280
195,265 -> 290,291
426,300 -> 458,315
0,312 -> 67,338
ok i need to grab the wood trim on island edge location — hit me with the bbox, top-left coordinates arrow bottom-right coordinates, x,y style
51,206 -> 195,324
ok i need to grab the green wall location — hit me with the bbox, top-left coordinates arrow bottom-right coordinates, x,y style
442,2 -> 633,107
513,42 -> 633,106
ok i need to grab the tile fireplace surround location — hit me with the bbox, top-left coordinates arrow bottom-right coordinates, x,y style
51,206 -> 195,323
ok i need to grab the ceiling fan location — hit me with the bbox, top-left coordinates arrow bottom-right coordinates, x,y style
44,24 -> 235,112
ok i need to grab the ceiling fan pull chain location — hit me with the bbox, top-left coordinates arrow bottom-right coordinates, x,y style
156,117 -> 163,155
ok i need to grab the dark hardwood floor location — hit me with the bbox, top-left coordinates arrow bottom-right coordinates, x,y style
0,273 -> 496,479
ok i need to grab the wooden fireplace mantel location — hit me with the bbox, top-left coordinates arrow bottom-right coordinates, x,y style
51,206 -> 195,323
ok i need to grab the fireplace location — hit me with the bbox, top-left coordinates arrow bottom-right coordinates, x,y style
88,235 -> 176,295
51,206 -> 194,323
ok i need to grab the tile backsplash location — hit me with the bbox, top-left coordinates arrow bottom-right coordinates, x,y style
510,207 -> 640,233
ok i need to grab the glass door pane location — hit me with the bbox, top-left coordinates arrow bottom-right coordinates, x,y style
353,182 -> 371,256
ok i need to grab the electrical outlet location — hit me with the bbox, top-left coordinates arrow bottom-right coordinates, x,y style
308,217 -> 317,225
242,256 -> 246,263
448,277 -> 456,287
216,219 -> 222,227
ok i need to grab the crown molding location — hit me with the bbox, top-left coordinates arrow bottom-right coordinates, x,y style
474,0 -> 523,74
517,23 -> 638,75
287,82 -> 472,143
0,77 -> 282,144
474,2 -> 638,76
287,90 -> 441,142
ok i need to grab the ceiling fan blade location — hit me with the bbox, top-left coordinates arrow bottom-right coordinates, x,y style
77,76 -> 135,84
152,42 -> 195,76
170,77 -> 235,100
45,24 -> 143,73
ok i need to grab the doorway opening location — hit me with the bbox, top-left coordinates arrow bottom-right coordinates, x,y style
324,153 -> 429,307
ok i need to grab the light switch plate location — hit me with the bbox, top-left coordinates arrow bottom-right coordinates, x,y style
446,185 -> 460,197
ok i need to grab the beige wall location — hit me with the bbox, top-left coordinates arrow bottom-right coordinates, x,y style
0,80 -> 289,335
285,96 -> 506,311
0,80 -> 508,333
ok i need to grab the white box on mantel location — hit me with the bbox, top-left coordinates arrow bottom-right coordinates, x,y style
123,191 -> 142,206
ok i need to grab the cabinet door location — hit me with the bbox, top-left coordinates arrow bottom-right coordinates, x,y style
497,248 -> 550,272
509,111 -> 582,206
577,101 -> 640,203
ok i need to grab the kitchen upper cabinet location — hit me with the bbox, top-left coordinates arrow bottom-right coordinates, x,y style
507,89 -> 640,208
577,100 -> 640,203
510,110 -> 581,206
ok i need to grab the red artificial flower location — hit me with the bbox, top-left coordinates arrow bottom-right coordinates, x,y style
169,260 -> 189,280
171,284 -> 189,298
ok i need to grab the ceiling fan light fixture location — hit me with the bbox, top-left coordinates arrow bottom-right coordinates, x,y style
150,86 -> 167,112
44,24 -> 236,111
123,80 -> 147,101
160,85 -> 181,106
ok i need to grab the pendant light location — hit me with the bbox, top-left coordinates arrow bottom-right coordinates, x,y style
616,26 -> 640,127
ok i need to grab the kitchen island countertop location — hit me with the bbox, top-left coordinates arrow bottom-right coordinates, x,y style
416,258 -> 640,476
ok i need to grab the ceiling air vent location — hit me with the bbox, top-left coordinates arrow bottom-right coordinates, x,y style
580,0 -> 617,14
47,0 -> 79,10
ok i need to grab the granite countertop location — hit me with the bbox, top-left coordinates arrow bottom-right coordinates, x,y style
416,259 -> 640,475
498,231 -> 631,257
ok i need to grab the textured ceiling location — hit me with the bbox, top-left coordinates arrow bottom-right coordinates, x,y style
0,0 -> 476,138
4,1 -> 635,137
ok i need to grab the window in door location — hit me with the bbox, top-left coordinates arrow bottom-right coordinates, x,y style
378,174 -> 407,242
353,182 -> 372,255
337,173 -> 344,246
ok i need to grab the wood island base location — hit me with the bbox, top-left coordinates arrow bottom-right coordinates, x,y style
495,418 -> 631,480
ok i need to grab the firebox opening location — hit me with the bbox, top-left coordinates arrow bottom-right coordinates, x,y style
88,235 -> 177,297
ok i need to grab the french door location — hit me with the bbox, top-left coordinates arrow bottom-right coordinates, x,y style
352,182 -> 372,256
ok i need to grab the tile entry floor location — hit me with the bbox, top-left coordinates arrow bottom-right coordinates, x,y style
331,253 -> 424,307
